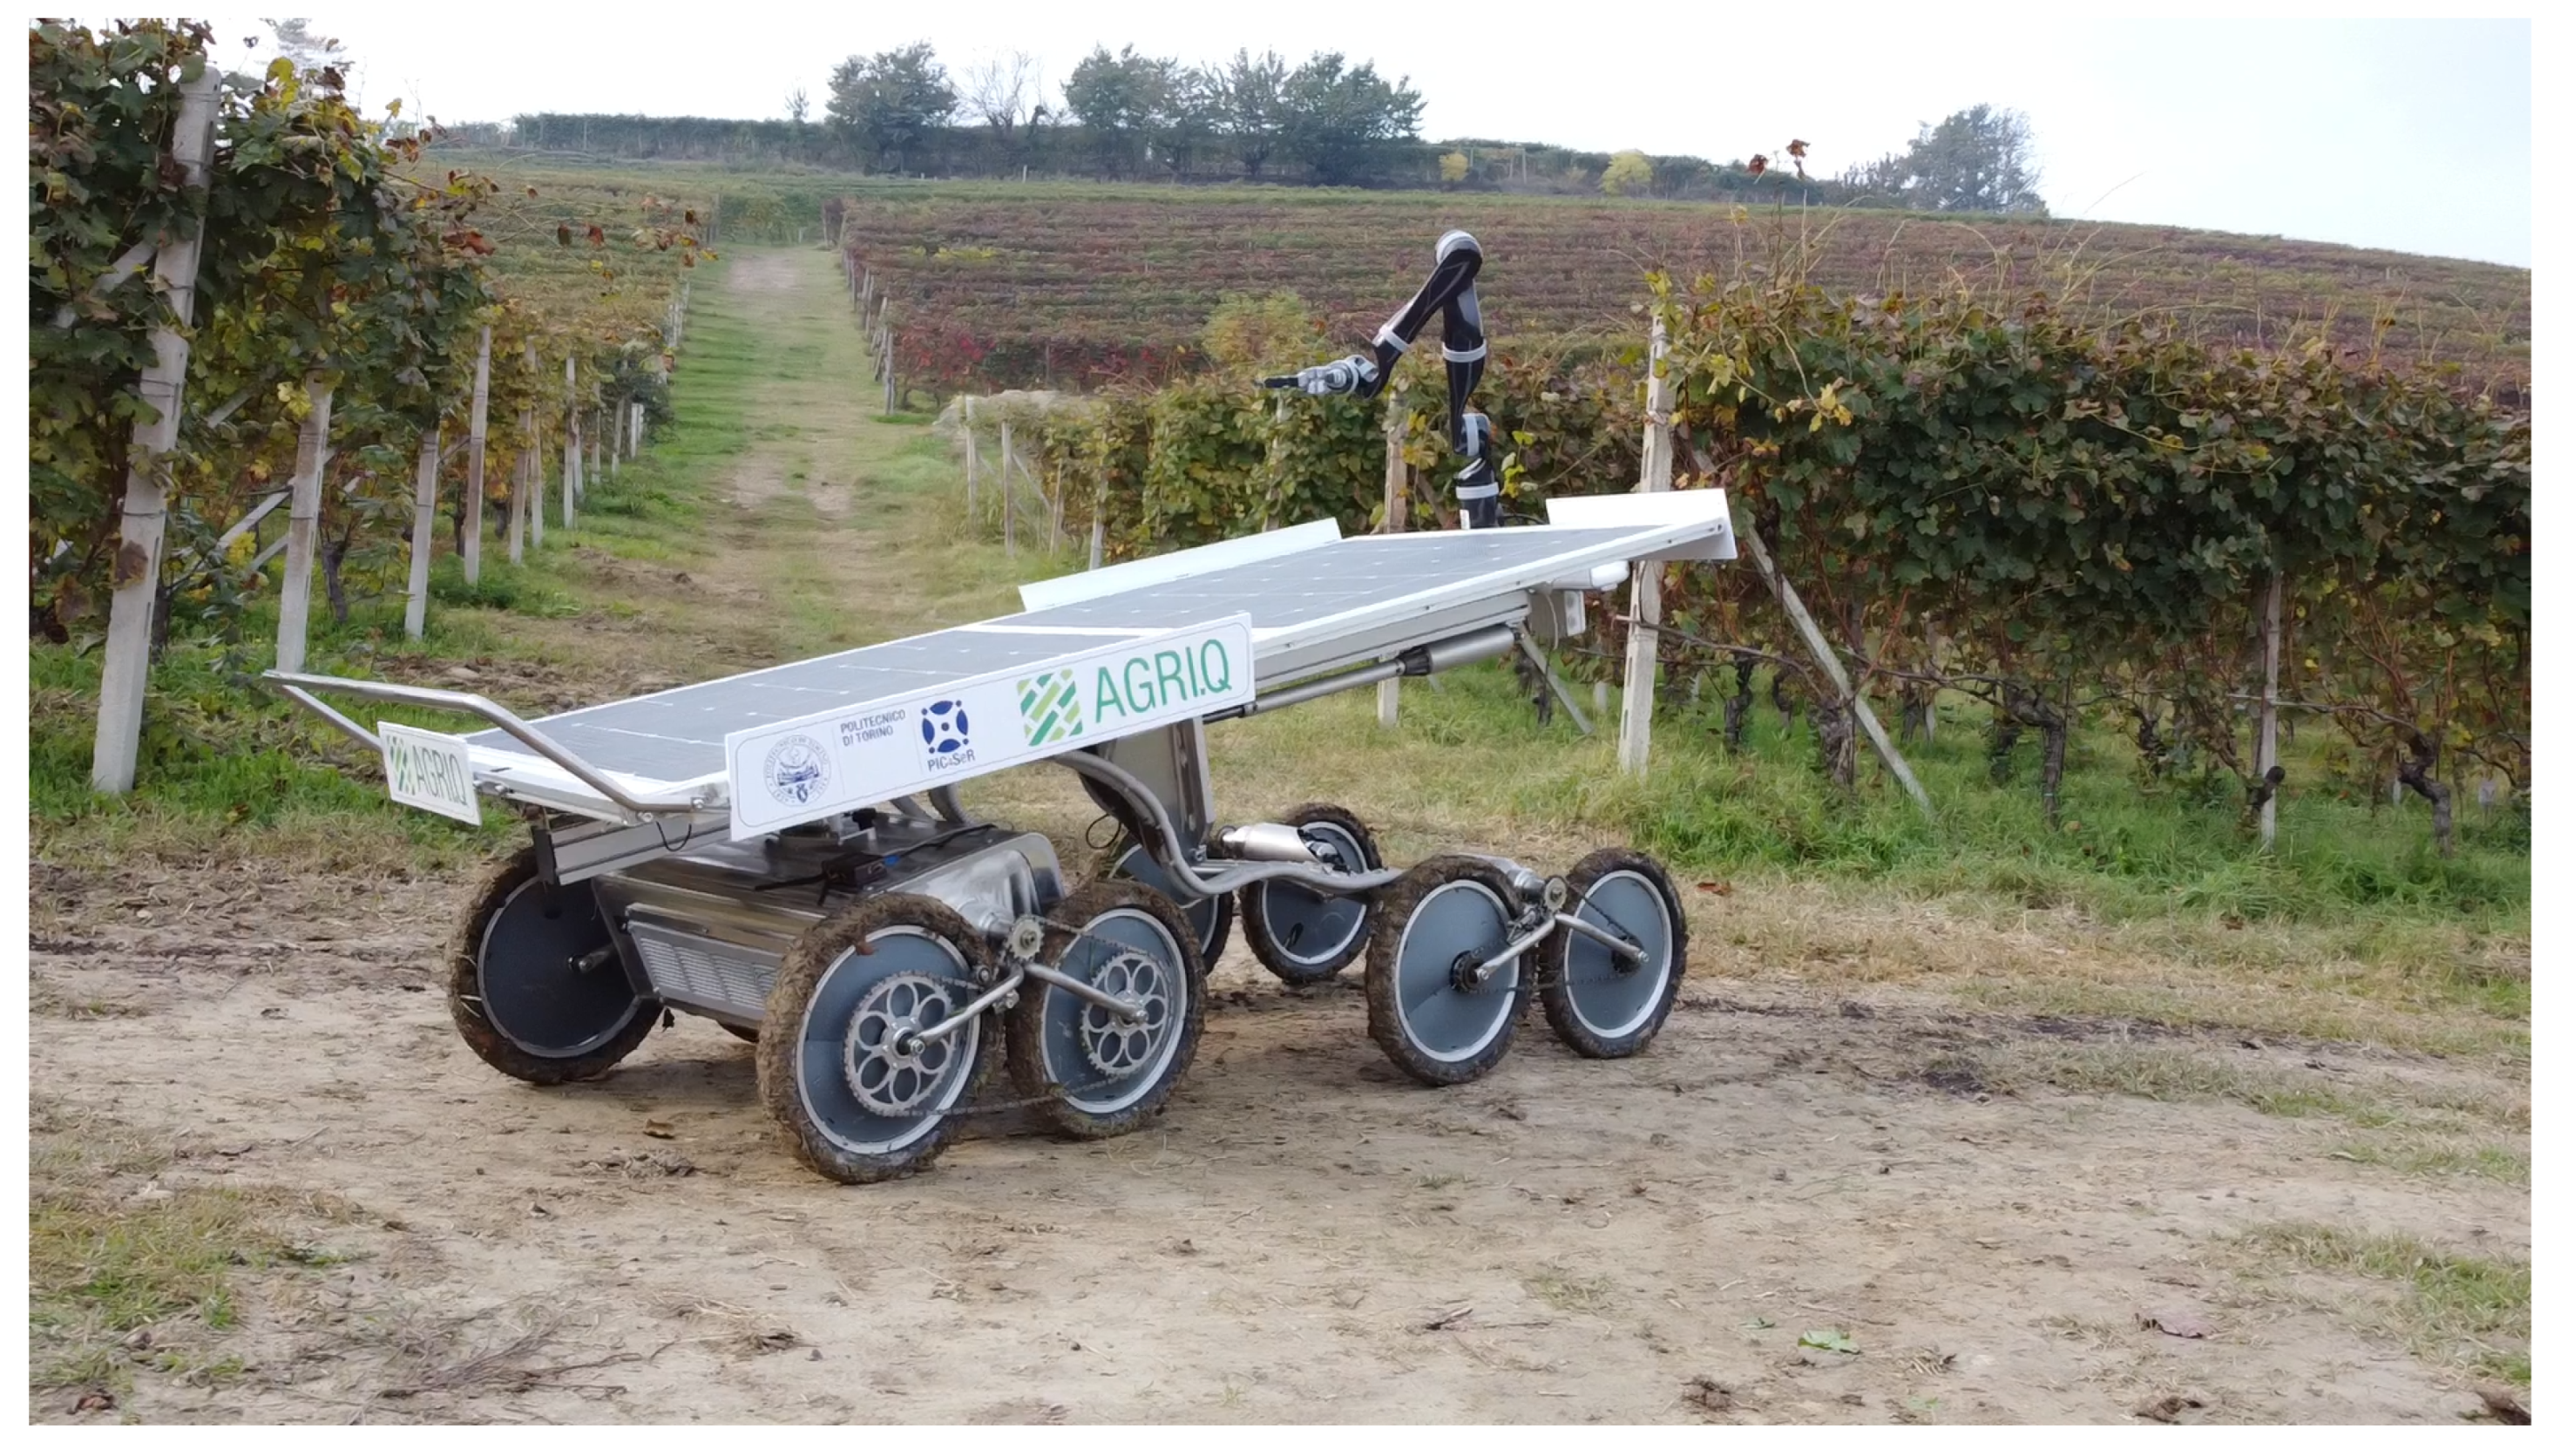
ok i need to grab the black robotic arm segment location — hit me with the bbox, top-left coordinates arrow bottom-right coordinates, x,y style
1261,231 -> 1505,527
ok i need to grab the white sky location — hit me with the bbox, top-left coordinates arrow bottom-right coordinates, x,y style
200,4 -> 2532,267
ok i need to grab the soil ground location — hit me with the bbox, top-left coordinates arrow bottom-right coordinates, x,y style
29,248 -> 2530,1426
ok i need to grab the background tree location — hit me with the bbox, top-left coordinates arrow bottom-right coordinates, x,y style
963,50 -> 1040,153
784,86 -> 809,125
826,43 -> 956,173
1062,45 -> 1175,178
1278,53 -> 1423,185
1839,104 -> 2047,214
1601,150 -> 1653,196
1210,48 -> 1288,178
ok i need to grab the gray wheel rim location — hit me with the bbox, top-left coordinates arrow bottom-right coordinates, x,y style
1040,906 -> 1188,1115
794,928 -> 979,1156
1560,870 -> 1675,1040
1111,844 -> 1223,956
1392,879 -> 1516,1063
478,877 -> 642,1058
1250,821 -> 1371,969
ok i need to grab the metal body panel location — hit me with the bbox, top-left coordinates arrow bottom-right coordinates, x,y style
592,823 -> 1064,1027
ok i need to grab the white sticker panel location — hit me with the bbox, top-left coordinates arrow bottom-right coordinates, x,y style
379,721 -> 484,825
724,616 -> 1256,839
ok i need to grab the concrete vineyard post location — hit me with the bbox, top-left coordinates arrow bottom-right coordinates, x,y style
403,427 -> 440,640
508,404 -> 531,565
464,327 -> 491,585
1618,316 -> 1672,776
272,379 -> 335,677
1378,401 -> 1408,727
561,357 -> 579,529
964,396 -> 979,514
1000,419 -> 1016,556
2259,571 -> 2283,850
91,65 -> 220,794
524,343 -> 545,550
1741,518 -> 1933,816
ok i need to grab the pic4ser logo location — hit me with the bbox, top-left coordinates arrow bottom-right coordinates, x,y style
762,734 -> 832,808
917,698 -> 974,772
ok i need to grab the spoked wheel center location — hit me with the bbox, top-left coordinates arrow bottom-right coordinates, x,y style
1077,948 -> 1169,1077
843,972 -> 965,1116
1446,947 -> 1500,992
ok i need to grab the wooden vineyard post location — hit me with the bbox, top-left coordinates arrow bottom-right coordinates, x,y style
403,427 -> 441,640
999,419 -> 1016,556
1618,317 -> 1672,776
91,65 -> 220,793
1740,519 -> 1934,816
1378,402 -> 1408,728
464,327 -> 491,585
2258,571 -> 2284,849
273,379 -> 335,675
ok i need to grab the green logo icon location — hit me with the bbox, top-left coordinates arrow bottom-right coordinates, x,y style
1018,668 -> 1083,746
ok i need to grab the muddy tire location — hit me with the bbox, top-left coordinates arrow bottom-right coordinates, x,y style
1364,857 -> 1534,1087
1538,848 -> 1689,1059
756,894 -> 994,1185
1238,802 -> 1382,986
446,846 -> 657,1086
1006,880 -> 1208,1140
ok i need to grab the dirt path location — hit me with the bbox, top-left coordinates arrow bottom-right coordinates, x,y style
29,251 -> 2529,1426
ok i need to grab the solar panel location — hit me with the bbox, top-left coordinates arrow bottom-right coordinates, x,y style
461,493 -> 1733,807
465,625 -> 1157,784
1003,528 -> 1637,634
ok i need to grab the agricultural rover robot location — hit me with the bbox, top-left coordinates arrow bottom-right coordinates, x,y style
266,234 -> 1739,1183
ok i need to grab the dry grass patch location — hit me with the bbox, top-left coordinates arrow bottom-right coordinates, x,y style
2231,1222 -> 2530,1388
28,1101 -> 361,1402
1936,1040 -> 2526,1140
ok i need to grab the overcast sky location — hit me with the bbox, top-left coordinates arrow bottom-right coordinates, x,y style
210,5 -> 2531,267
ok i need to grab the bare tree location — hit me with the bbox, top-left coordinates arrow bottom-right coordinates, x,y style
785,86 -> 809,125
963,50 -> 1041,148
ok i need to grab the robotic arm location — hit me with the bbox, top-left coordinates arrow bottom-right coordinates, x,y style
1260,231 -> 1502,529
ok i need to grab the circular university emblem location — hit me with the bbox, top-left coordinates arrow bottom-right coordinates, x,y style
763,734 -> 831,808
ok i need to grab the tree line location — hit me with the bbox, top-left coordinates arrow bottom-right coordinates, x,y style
476,39 -> 2045,210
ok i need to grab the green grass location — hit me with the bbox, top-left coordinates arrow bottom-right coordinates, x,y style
2235,1222 -> 2530,1387
29,1102 -> 356,1398
1216,655 -> 2528,936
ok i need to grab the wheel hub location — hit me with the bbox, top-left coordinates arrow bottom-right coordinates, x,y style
1078,950 -> 1168,1078
843,972 -> 963,1116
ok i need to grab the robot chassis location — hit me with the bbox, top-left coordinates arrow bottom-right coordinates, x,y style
267,234 -> 1724,1184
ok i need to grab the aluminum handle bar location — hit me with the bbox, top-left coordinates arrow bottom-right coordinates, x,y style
262,669 -> 707,820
